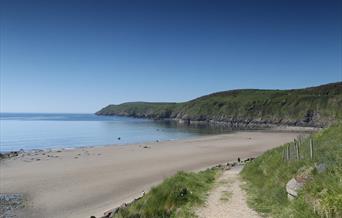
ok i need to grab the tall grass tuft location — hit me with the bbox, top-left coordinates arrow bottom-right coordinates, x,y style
112,168 -> 219,218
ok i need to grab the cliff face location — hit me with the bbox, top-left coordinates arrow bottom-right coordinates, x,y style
96,82 -> 342,128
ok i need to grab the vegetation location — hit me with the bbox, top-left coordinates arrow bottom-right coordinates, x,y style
96,82 -> 342,127
241,123 -> 342,217
111,168 -> 219,218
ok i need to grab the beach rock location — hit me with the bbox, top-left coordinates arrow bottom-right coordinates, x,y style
0,151 -> 21,160
0,193 -> 25,218
286,178 -> 304,200
243,157 -> 255,163
103,207 -> 118,218
315,163 -> 326,173
286,166 -> 313,200
101,191 -> 146,217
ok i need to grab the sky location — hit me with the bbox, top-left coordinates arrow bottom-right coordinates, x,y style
0,0 -> 341,113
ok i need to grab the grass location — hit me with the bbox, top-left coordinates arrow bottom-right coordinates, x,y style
112,168 -> 220,218
241,123 -> 342,217
96,82 -> 342,127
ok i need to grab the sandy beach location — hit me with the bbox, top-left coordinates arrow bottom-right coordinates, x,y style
0,131 -> 303,218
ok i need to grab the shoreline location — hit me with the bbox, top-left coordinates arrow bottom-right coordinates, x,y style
0,125 -> 318,156
97,113 -> 329,129
0,130 -> 309,218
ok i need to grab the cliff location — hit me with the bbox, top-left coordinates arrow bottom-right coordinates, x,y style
96,82 -> 342,127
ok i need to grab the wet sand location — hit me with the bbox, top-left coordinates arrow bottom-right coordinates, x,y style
0,131 -> 303,218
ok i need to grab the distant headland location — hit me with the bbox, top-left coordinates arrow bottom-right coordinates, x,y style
96,82 -> 342,128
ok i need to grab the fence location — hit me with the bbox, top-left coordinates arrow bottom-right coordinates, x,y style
283,134 -> 315,161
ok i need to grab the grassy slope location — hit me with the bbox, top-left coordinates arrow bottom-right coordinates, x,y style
96,82 -> 342,127
241,124 -> 342,217
112,168 -> 219,218
97,102 -> 179,119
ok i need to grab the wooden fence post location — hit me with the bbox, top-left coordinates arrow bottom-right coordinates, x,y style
310,138 -> 313,160
295,141 -> 299,160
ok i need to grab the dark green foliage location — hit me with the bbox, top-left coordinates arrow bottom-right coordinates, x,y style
96,102 -> 179,119
96,82 -> 342,127
112,169 -> 218,218
241,124 -> 342,217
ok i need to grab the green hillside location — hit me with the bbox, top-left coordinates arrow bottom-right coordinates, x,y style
96,82 -> 342,127
241,123 -> 342,217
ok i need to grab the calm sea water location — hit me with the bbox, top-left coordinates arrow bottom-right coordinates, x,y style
0,113 -> 229,152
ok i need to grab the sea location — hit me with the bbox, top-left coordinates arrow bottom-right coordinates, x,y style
0,113 -> 229,152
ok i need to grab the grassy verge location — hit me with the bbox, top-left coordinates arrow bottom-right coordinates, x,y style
241,123 -> 342,217
112,168 -> 220,218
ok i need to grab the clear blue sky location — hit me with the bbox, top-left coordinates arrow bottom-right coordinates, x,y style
1,0 -> 341,113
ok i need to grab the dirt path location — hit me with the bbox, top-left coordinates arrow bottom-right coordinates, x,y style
196,165 -> 260,218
